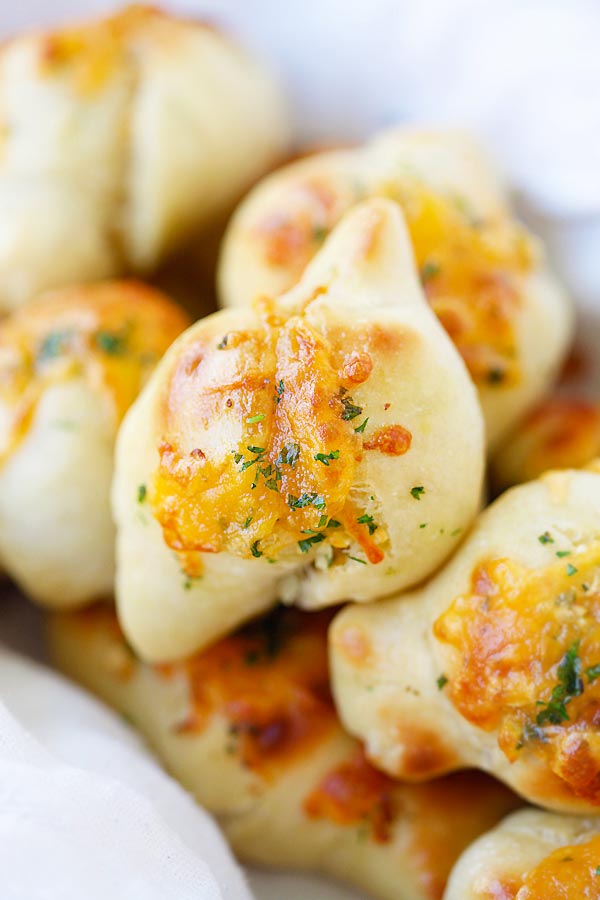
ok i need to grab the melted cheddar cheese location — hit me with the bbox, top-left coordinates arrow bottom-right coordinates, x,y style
254,180 -> 533,387
511,398 -> 600,483
434,548 -> 600,803
152,297 -> 406,572
38,6 -> 163,95
0,281 -> 189,464
304,747 -> 395,842
516,834 -> 600,899
157,608 -> 337,777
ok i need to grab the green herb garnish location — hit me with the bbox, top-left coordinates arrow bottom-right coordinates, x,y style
314,450 -> 340,466
354,417 -> 369,434
421,260 -> 440,282
486,368 -> 505,385
587,664 -> 600,684
276,441 -> 300,468
288,492 -> 326,511
95,330 -> 127,355
536,641 -> 583,726
410,486 -> 425,500
298,533 -> 326,553
247,413 -> 265,424
538,531 -> 554,544
436,674 -> 448,690
38,330 -> 71,361
137,484 -> 147,504
357,514 -> 377,535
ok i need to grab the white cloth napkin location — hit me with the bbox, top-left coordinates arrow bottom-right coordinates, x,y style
0,644 -> 252,900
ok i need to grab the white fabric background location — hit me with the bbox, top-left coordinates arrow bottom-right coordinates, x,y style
0,639 -> 251,900
0,1 -> 599,898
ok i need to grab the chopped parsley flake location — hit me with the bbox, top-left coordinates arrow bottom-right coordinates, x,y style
217,335 -> 229,349
486,368 -> 505,385
340,393 -> 363,421
313,225 -> 328,243
357,514 -> 378,535
410,486 -> 425,500
421,260 -> 440,282
536,641 -> 583,726
348,555 -> 367,565
586,664 -> 600,684
247,413 -> 265,424
315,450 -> 340,465
137,484 -> 147,504
250,541 -> 263,558
288,492 -> 326,511
436,674 -> 448,690
298,533 -> 326,553
515,721 -> 547,750
234,446 -> 286,491
596,866 -> 600,876
354,417 -> 369,434
566,563 -> 578,576
243,516 -> 253,529
181,572 -> 201,591
95,330 -> 127,355
275,379 -> 285,403
556,550 -> 571,558
419,523 -> 427,529
38,330 -> 71,361
538,531 -> 554,544
276,441 -> 300,468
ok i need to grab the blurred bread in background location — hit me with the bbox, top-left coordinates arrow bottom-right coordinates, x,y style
0,5 -> 290,313
0,279 -> 189,608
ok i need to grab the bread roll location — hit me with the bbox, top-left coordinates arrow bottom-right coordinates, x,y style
48,604 -> 519,900
331,467 -> 600,813
0,280 -> 189,607
0,5 -> 289,310
113,198 -> 484,661
445,807 -> 600,900
492,396 -> 600,491
219,128 -> 572,448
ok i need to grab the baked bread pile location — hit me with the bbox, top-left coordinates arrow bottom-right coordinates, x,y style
3,6 -> 597,898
